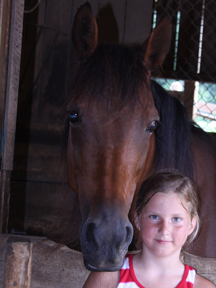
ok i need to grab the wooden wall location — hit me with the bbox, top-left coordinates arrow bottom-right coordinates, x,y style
9,0 -> 154,243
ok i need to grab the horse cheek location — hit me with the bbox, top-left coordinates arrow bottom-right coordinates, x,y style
137,133 -> 156,189
67,127 -> 82,193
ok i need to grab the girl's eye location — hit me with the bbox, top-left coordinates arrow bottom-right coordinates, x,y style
172,217 -> 181,222
150,215 -> 159,220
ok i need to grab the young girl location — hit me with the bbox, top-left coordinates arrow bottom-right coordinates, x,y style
83,170 -> 215,288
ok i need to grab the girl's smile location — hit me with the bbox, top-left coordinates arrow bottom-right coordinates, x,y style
155,240 -> 172,245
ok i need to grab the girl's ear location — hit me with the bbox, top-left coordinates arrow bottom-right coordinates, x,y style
188,217 -> 197,236
134,212 -> 141,231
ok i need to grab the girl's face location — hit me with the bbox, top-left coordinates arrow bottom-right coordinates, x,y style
135,192 -> 196,258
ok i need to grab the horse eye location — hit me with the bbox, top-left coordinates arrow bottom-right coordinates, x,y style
146,120 -> 159,133
69,110 -> 80,124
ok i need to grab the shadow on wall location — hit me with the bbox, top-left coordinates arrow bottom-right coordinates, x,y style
97,3 -> 119,44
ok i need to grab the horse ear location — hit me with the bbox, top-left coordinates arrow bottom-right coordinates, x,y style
142,16 -> 172,71
72,2 -> 98,60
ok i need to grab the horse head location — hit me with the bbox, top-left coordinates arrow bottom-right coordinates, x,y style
67,2 -> 171,271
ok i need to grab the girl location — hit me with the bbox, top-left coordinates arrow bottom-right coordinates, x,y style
83,170 -> 215,288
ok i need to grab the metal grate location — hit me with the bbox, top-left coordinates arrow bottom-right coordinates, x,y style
152,0 -> 216,132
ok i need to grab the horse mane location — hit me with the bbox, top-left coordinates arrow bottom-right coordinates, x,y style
151,80 -> 194,179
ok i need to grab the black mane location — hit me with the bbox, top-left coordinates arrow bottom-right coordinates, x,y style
151,80 -> 194,179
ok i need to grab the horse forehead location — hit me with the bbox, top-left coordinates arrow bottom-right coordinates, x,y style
70,44 -> 156,111
72,80 -> 157,115
78,98 -> 156,125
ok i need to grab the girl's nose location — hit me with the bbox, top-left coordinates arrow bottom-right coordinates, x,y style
158,220 -> 171,235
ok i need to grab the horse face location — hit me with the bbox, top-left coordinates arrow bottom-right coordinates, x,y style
67,92 -> 159,270
68,3 -> 171,271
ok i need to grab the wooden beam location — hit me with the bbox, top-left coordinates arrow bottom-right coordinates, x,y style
0,0 -> 24,233
0,0 -> 12,135
183,80 -> 196,119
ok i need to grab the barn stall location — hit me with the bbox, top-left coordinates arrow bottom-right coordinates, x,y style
0,0 -> 216,287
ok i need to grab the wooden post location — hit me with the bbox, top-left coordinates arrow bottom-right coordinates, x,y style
0,0 -> 12,131
0,0 -> 24,233
3,237 -> 33,288
183,80 -> 196,119
0,0 -> 13,234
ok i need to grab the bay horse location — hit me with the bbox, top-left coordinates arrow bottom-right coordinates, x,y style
67,2 -> 216,271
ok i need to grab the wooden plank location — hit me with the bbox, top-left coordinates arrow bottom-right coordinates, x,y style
124,0 -> 153,44
12,142 -> 66,182
45,0 -> 72,33
17,7 -> 39,121
183,80 -> 195,118
3,237 -> 33,288
2,0 -> 25,171
97,0 -> 126,44
27,0 -> 75,122
0,0 -> 12,138
30,239 -> 89,288
0,0 -> 13,235
9,182 -> 72,219
9,181 -> 78,241
0,0 -> 24,233
184,251 -> 216,285
14,121 -> 64,145
0,171 -> 11,233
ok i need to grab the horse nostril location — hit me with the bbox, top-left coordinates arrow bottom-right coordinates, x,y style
126,224 -> 133,243
86,223 -> 94,243
115,223 -> 133,251
126,226 -> 132,240
82,220 -> 99,250
85,222 -> 95,242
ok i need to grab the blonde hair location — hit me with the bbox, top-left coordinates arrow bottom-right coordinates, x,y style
135,170 -> 200,245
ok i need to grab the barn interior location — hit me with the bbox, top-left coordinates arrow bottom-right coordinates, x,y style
0,0 -> 216,287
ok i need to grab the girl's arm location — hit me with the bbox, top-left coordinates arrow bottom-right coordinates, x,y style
194,274 -> 216,288
83,271 -> 120,288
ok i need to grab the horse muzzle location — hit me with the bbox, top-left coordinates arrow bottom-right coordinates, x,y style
80,210 -> 133,271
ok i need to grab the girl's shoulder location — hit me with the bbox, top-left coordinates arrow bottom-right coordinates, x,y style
194,273 -> 216,288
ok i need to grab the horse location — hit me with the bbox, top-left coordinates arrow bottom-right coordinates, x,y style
66,2 -> 216,271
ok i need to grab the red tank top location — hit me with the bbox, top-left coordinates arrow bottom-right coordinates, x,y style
117,254 -> 196,288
